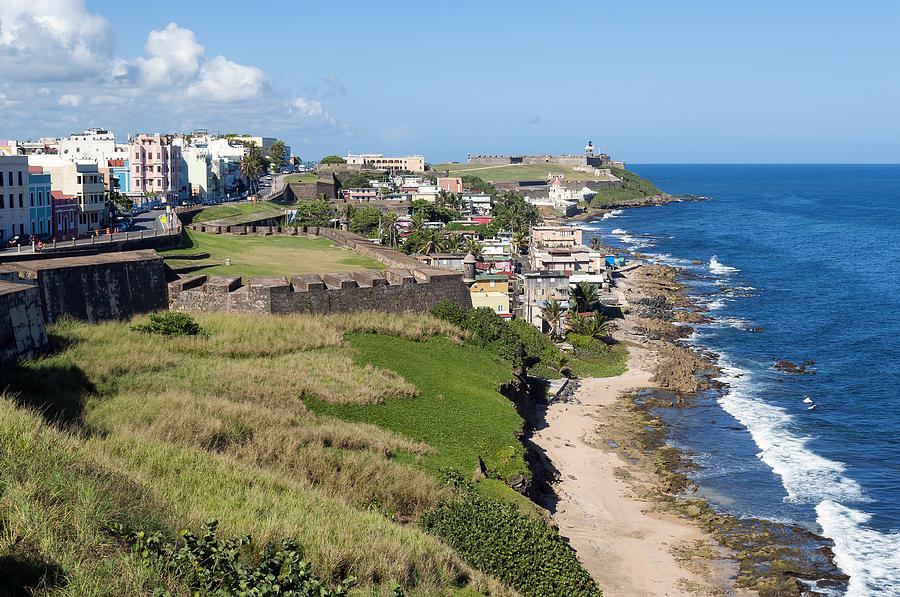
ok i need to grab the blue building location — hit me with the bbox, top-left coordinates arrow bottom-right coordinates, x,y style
27,166 -> 52,237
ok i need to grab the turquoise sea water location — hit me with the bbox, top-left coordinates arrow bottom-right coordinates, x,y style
584,165 -> 900,596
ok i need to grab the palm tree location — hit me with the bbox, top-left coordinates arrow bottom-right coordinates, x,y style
409,212 -> 425,232
588,237 -> 603,251
464,237 -> 484,259
512,231 -> 528,255
571,281 -> 600,313
442,233 -> 463,253
549,350 -> 570,377
421,229 -> 443,255
540,299 -> 563,340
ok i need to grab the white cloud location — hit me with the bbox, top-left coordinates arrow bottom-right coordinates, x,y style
136,23 -> 204,87
0,0 -> 115,81
186,56 -> 266,102
322,75 -> 346,98
58,94 -> 80,107
291,97 -> 335,124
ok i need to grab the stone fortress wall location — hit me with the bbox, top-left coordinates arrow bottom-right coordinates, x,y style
466,154 -> 625,169
171,223 -> 473,315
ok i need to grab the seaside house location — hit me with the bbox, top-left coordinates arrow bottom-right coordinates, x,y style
469,274 -> 512,317
523,271 -> 570,331
51,191 -> 78,239
531,225 -> 584,249
129,134 -> 183,205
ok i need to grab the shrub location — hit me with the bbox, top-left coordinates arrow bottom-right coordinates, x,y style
420,471 -> 601,597
132,312 -> 204,336
430,300 -> 467,327
116,518 -> 357,596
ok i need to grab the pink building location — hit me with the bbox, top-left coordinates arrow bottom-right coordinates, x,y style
129,134 -> 183,204
437,177 -> 463,194
51,190 -> 78,239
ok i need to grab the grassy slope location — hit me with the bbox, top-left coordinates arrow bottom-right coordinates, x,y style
0,313 -> 528,596
284,173 -> 319,184
588,166 -> 662,206
431,162 -> 603,182
192,200 -> 284,223
159,228 -> 385,277
306,334 -> 529,481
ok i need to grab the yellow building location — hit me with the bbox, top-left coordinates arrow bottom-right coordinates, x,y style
469,275 -> 511,315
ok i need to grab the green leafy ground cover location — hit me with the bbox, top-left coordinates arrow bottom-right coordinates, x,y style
160,229 -> 385,277
306,334 -> 529,482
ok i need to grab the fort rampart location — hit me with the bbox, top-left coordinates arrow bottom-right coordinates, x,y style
170,226 -> 473,315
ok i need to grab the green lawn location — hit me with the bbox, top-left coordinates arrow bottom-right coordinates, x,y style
160,228 -> 385,277
431,162 -> 606,182
284,173 -> 319,184
306,334 -> 530,482
192,201 -> 284,223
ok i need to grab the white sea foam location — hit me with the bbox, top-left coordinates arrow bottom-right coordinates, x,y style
816,501 -> 900,596
803,397 -> 813,404
706,298 -> 729,311
601,209 -> 624,220
715,357 -> 866,506
611,228 -> 627,235
709,255 -> 740,275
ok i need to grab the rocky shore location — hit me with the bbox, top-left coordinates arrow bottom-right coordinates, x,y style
528,257 -> 849,596
562,193 -> 707,223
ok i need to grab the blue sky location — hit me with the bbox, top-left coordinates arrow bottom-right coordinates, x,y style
1,0 -> 898,163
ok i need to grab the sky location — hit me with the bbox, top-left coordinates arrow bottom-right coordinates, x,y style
0,0 -> 898,163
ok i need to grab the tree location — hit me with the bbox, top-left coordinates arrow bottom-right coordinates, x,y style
540,299 -> 563,340
464,237 -> 484,259
571,281 -> 600,313
512,231 -> 528,254
349,206 -> 383,238
588,237 -> 603,251
268,140 -> 288,169
420,229 -> 443,254
108,189 -> 132,214
320,155 -> 347,164
547,349 -> 571,377
286,200 -> 336,227
442,233 -> 464,253
436,189 -> 459,210
241,143 -> 266,192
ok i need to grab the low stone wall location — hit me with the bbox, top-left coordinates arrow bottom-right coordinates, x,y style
5,250 -> 168,325
169,228 -> 473,315
0,279 -> 48,363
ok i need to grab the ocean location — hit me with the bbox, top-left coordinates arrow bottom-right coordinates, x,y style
583,165 -> 900,596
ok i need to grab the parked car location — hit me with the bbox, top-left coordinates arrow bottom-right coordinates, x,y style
7,234 -> 31,247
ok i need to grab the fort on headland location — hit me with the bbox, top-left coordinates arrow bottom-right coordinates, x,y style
466,141 -> 625,169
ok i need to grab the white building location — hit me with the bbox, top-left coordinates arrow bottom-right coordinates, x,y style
0,156 -> 30,241
58,128 -> 129,163
27,155 -> 107,234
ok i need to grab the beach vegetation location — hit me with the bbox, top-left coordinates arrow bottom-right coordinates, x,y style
420,471 -> 602,597
589,167 -> 662,206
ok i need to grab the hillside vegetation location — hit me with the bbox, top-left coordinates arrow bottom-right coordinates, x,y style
0,311 -> 605,596
588,166 -> 662,205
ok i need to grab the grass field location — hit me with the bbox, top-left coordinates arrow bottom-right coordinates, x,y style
191,200 -> 284,223
430,162 -> 605,182
284,173 -> 319,184
0,313 -> 526,596
160,228 -> 385,277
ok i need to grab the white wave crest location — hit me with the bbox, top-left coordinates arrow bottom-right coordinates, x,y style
716,358 -> 866,506
816,501 -> 900,596
611,228 -> 627,235
601,209 -> 624,220
709,255 -> 740,275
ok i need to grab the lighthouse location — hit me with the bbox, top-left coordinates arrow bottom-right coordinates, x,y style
585,140 -> 595,156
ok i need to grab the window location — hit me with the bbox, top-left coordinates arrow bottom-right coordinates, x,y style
17,171 -> 22,186
77,176 -> 82,184
18,194 -> 23,208
0,171 -> 3,186
7,172 -> 11,186
0,194 -> 4,208
30,192 -> 34,207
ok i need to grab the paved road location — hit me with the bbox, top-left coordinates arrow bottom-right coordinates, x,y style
128,208 -> 168,231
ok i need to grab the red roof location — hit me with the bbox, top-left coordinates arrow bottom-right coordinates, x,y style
108,159 -> 125,167
51,190 -> 76,201
28,166 -> 43,174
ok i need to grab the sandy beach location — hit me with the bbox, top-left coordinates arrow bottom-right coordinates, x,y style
529,266 -> 749,596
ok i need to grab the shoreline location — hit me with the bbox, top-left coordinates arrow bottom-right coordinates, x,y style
529,264 -> 749,596
526,253 -> 848,595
